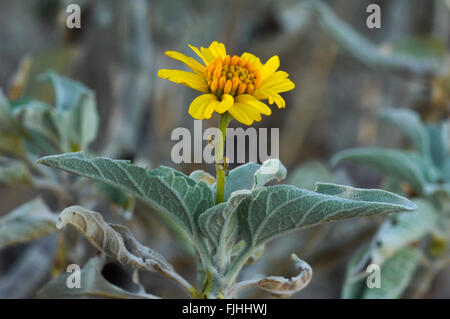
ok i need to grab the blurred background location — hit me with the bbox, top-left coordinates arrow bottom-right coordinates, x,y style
0,0 -> 449,298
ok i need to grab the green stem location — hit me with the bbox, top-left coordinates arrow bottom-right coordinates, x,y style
223,246 -> 253,288
215,113 -> 232,204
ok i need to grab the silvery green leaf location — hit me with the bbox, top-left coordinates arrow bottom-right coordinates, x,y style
26,72 -> 100,151
13,100 -> 61,148
378,107 -> 428,154
0,198 -> 57,249
199,190 -> 250,252
253,159 -> 287,188
189,170 -> 215,186
310,0 -> 443,77
332,148 -> 438,194
36,256 -> 158,299
237,183 -> 416,248
341,244 -> 371,299
0,159 -> 32,186
61,92 -> 98,151
370,199 -> 437,265
37,152 -> 215,242
425,123 -> 449,170
362,247 -> 421,299
221,163 -> 260,200
13,90 -> 98,152
342,245 -> 421,299
228,254 -> 312,298
38,71 -> 93,111
288,161 -> 334,190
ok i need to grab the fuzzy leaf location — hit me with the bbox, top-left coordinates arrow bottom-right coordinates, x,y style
36,256 -> 158,299
38,71 -> 92,111
341,244 -> 371,299
237,183 -> 416,248
17,72 -> 99,152
61,92 -> 98,151
363,247 -> 421,299
370,199 -> 437,265
0,198 -> 57,249
332,148 -> 438,194
189,170 -> 215,186
425,123 -> 449,170
199,190 -> 250,250
254,159 -> 287,188
13,100 -> 61,149
342,246 -> 421,299
222,163 -> 260,200
38,152 -> 215,241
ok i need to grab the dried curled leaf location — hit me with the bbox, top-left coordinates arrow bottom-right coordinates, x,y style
56,206 -> 173,274
228,254 -> 312,297
56,206 -> 195,296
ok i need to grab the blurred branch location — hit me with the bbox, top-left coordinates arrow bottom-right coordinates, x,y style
309,0 -> 447,78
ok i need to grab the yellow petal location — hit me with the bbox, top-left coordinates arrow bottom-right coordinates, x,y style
215,94 -> 234,114
189,94 -> 218,119
268,79 -> 295,93
235,94 -> 271,115
158,69 -> 208,92
228,104 -> 253,125
261,71 -> 289,88
188,44 -> 209,65
260,55 -> 280,81
204,100 -> 218,119
165,51 -> 205,75
207,41 -> 226,59
261,71 -> 295,93
240,52 -> 263,69
190,41 -> 227,65
200,47 -> 216,64
259,88 -> 286,109
235,102 -> 262,122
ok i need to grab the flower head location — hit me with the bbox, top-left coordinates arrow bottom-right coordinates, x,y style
158,41 -> 295,125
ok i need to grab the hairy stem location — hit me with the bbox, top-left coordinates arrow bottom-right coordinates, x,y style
215,113 -> 232,204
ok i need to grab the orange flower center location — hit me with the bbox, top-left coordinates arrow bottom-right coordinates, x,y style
204,55 -> 262,98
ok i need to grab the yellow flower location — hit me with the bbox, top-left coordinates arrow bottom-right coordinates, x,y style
158,41 -> 295,125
